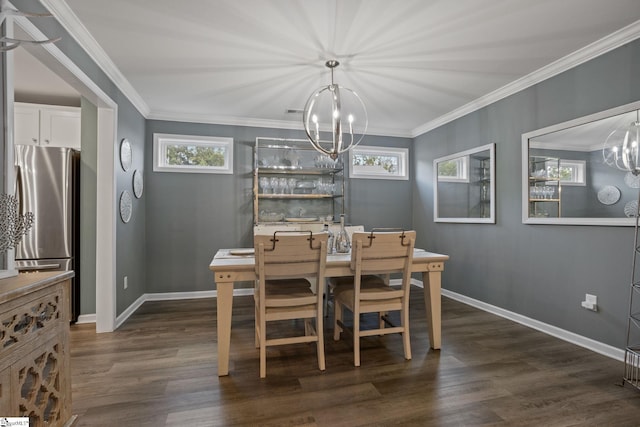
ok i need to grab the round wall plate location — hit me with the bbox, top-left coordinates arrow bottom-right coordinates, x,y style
597,185 -> 620,205
625,171 -> 640,189
120,138 -> 132,171
133,169 -> 144,198
120,190 -> 133,223
625,200 -> 638,218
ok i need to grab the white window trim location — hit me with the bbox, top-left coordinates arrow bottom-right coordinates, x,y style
349,145 -> 409,180
436,155 -> 470,183
153,133 -> 234,174
558,159 -> 586,186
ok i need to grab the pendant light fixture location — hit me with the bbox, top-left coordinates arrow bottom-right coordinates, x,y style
303,60 -> 367,160
603,110 -> 640,175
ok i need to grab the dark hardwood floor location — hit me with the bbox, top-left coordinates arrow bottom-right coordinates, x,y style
69,288 -> 640,426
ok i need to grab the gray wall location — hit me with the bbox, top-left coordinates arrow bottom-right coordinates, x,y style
80,97 -> 97,314
115,100 -> 146,314
413,39 -> 640,349
144,121 -> 412,293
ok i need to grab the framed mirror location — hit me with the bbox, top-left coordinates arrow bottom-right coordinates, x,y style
434,143 -> 495,223
522,100 -> 640,225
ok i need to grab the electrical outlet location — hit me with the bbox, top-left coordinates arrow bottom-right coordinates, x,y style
581,293 -> 597,311
124,276 -> 128,290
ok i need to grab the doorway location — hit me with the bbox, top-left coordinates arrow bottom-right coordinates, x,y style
9,20 -> 118,332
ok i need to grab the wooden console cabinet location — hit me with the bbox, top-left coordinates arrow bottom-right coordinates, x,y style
0,271 -> 74,426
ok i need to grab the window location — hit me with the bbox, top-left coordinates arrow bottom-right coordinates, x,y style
544,159 -> 586,185
436,155 -> 469,182
349,145 -> 409,180
558,160 -> 586,186
153,133 -> 233,174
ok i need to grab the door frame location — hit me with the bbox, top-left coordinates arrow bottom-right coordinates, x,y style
12,13 -> 118,332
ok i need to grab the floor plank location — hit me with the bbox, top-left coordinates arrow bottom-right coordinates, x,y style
69,290 -> 640,426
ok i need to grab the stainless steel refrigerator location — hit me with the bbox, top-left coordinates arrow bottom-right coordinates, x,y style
15,145 -> 80,322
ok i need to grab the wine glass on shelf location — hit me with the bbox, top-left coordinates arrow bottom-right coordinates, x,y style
269,177 -> 278,194
287,178 -> 297,194
278,177 -> 288,194
259,177 -> 269,194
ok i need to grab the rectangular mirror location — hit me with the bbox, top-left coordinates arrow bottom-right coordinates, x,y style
522,100 -> 640,226
434,143 -> 495,223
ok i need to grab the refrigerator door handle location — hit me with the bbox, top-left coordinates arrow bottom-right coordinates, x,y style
14,165 -> 23,214
17,263 -> 61,271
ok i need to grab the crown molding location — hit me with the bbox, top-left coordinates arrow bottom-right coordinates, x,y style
40,0 -> 150,116
148,110 -> 412,138
412,19 -> 640,138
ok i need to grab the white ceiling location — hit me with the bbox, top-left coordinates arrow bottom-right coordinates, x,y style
31,0 -> 640,137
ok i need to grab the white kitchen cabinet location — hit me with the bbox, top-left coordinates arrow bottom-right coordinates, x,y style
14,102 -> 81,150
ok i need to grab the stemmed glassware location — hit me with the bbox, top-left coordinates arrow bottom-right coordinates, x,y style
269,177 -> 279,194
530,185 -> 555,199
259,177 -> 270,194
287,178 -> 297,194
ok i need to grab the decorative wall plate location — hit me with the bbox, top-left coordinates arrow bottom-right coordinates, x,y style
597,185 -> 620,205
119,190 -> 133,223
625,171 -> 640,189
625,200 -> 639,218
133,169 -> 144,198
120,138 -> 132,171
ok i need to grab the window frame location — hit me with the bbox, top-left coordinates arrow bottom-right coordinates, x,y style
153,133 -> 234,174
348,145 -> 409,180
557,159 -> 586,186
436,155 -> 470,183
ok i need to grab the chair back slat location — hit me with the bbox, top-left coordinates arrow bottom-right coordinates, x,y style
350,231 -> 416,274
254,233 -> 328,280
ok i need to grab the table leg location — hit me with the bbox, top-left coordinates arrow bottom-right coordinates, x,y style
217,282 -> 234,376
422,270 -> 442,349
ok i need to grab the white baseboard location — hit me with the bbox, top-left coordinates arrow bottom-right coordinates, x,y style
84,280 -> 625,363
84,288 -> 256,328
115,293 -> 146,330
76,313 -> 96,324
437,287 -> 625,362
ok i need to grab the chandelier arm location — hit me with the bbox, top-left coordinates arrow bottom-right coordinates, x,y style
332,85 -> 343,155
0,40 -> 19,52
1,36 -> 61,45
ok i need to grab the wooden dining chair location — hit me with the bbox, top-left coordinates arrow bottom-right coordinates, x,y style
333,230 -> 415,367
254,231 -> 328,378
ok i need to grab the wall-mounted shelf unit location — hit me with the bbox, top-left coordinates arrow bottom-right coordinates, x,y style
528,156 -> 562,218
253,137 -> 345,225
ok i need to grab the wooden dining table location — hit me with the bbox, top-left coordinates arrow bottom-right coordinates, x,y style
209,248 -> 450,376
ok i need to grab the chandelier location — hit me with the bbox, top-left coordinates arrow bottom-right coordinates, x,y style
303,60 -> 367,160
603,110 -> 640,176
0,0 -> 60,52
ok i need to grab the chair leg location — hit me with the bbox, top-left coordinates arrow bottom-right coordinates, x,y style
378,311 -> 385,333
354,312 -> 361,367
333,300 -> 342,341
260,316 -> 267,378
316,314 -> 326,371
323,279 -> 329,317
260,341 -> 267,378
402,309 -> 412,361
254,304 -> 259,349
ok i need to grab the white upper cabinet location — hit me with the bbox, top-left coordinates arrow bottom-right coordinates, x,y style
14,102 -> 81,150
